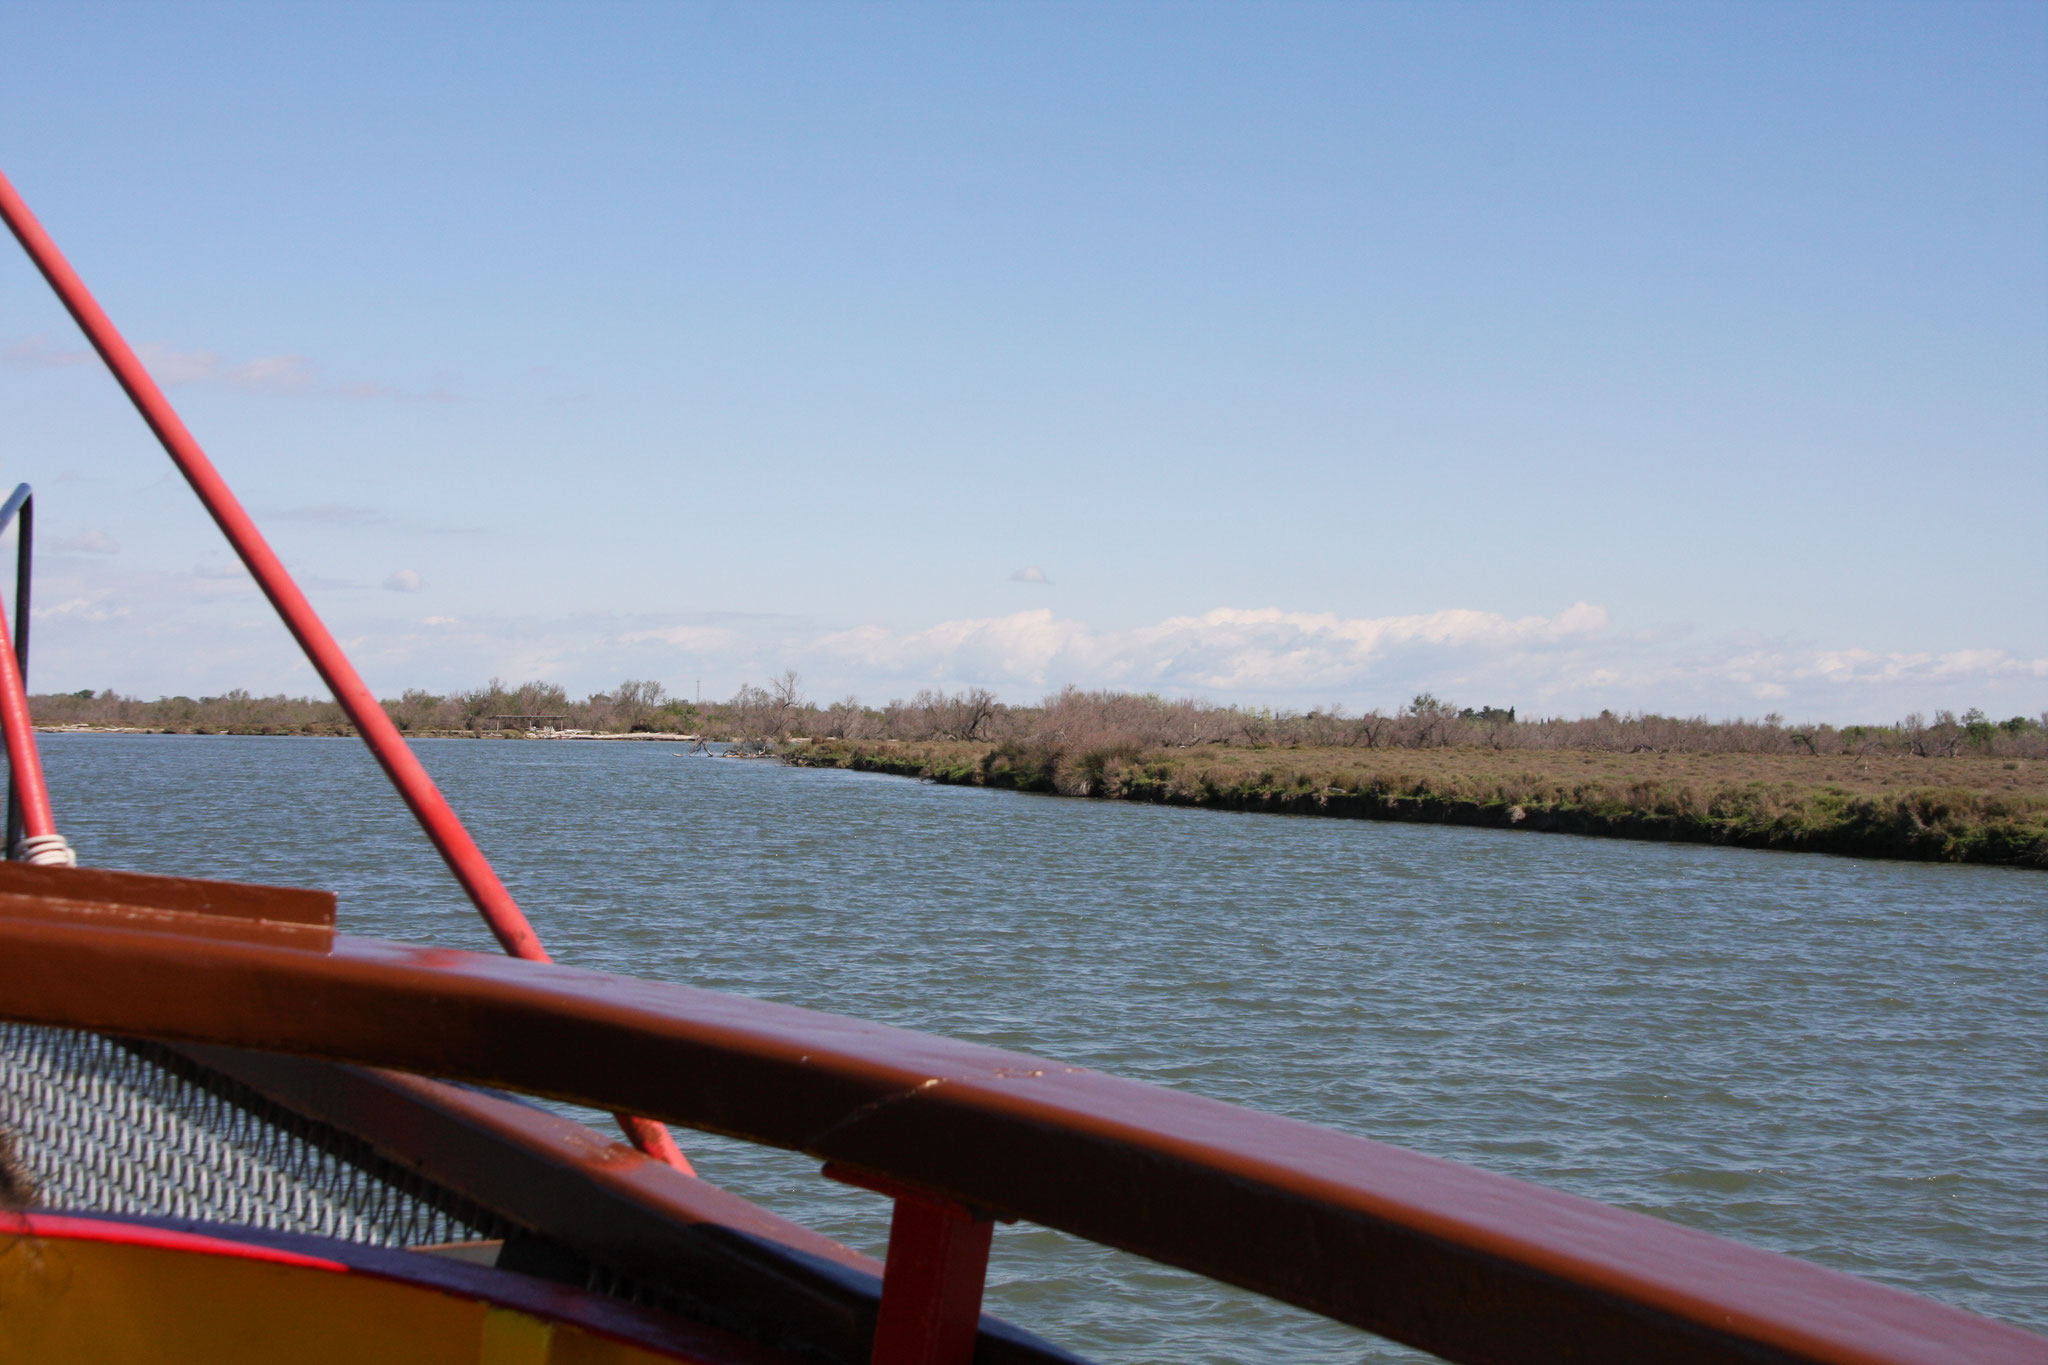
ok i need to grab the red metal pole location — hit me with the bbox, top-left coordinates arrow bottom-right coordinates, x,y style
0,592 -> 57,846
0,166 -> 692,1173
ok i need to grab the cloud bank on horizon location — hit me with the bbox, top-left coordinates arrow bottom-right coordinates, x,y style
17,563 -> 2044,723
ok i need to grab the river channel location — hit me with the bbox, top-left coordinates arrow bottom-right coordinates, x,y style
39,733 -> 2048,1362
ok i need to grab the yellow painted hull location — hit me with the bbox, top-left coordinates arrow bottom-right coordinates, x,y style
0,1216 -> 701,1364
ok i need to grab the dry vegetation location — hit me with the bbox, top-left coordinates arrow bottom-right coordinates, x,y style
790,738 -> 2048,869
784,688 -> 2048,869
34,679 -> 2048,760
29,679 -> 707,737
795,686 -> 2048,762
32,679 -> 2047,867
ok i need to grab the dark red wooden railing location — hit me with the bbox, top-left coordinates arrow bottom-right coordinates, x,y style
0,864 -> 2036,1365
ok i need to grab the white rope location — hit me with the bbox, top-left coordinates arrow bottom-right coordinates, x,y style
16,833 -> 76,867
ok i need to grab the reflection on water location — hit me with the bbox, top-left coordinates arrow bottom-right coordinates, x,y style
40,733 -> 2048,1361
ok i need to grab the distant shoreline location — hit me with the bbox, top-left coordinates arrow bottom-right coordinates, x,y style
33,724 -> 702,742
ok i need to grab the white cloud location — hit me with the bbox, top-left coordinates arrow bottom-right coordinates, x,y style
1010,566 -> 1050,584
1,334 -> 94,369
618,623 -> 740,651
3,333 -> 455,402
813,603 -> 1615,698
382,569 -> 424,593
51,530 -> 119,555
194,558 -> 253,583
33,595 -> 130,624
136,343 -> 318,394
272,504 -> 385,525
791,603 -> 2043,720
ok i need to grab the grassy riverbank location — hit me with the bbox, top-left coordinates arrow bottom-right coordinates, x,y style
787,739 -> 2048,869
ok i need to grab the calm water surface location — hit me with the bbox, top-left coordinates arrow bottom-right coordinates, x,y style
40,734 -> 2048,1361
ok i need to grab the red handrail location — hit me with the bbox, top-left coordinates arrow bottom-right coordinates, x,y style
0,166 -> 689,1172
0,901 -> 2037,1365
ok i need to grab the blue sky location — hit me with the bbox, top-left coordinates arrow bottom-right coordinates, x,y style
1,2 -> 2042,720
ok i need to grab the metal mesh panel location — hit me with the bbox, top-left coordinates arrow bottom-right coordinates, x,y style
0,1023 -> 714,1320
0,1022 -> 510,1248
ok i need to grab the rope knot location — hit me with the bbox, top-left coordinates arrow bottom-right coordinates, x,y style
16,833 -> 76,867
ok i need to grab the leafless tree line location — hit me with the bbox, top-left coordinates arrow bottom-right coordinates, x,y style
29,680 -> 2048,759
30,678 -> 702,736
786,688 -> 2048,760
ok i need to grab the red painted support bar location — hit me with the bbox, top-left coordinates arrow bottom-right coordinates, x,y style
873,1199 -> 993,1365
825,1166 -> 995,1365
0,166 -> 690,1172
0,592 -> 56,845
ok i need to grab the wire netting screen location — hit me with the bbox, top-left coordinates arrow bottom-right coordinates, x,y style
0,1022 -> 510,1248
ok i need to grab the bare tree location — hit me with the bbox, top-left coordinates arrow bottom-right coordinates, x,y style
770,671 -> 804,737
1403,693 -> 1457,748
728,684 -> 775,743
383,688 -> 444,733
457,677 -> 510,729
606,679 -> 667,732
956,687 -> 998,740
